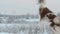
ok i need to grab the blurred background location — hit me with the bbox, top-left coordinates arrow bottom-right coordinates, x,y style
0,0 -> 60,34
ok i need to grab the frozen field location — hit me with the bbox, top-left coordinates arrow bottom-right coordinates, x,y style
0,15 -> 41,34
0,23 -> 40,34
0,14 -> 54,34
0,20 -> 53,34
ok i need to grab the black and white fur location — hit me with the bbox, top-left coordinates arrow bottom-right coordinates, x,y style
39,0 -> 60,34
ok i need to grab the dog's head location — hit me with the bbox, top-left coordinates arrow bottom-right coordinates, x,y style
39,7 -> 52,19
39,7 -> 60,30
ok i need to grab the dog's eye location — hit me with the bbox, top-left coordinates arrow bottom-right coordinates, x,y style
46,13 -> 51,17
46,13 -> 53,17
46,14 -> 49,17
49,14 -> 52,16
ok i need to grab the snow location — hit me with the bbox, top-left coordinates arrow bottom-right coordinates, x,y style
0,17 -> 54,34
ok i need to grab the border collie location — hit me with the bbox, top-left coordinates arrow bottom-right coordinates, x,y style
39,0 -> 60,34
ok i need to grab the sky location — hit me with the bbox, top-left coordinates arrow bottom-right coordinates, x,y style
0,0 -> 60,15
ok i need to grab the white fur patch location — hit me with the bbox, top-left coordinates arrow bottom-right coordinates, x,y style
53,17 -> 60,24
40,16 -> 53,34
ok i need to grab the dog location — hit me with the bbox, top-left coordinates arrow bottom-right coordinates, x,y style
39,0 -> 60,34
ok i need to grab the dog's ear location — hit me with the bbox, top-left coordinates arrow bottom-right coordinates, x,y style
46,13 -> 60,26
